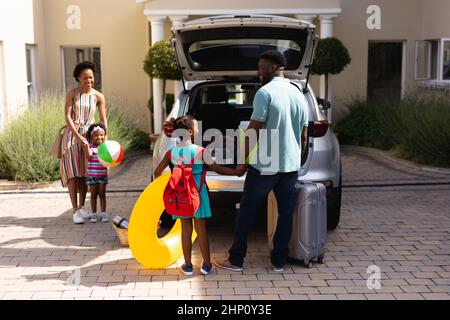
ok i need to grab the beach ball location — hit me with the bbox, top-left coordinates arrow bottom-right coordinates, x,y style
97,140 -> 124,168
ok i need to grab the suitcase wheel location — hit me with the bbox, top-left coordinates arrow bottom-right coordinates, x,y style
317,256 -> 325,264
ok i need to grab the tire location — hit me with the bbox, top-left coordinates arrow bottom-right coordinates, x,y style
327,173 -> 342,231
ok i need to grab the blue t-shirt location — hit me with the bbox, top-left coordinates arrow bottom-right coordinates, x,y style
250,77 -> 309,174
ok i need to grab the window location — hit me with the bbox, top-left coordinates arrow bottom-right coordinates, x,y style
25,45 -> 37,104
188,38 -> 302,71
61,47 -> 102,92
76,49 -> 85,63
443,41 -> 450,80
415,39 -> 450,82
415,41 -> 431,80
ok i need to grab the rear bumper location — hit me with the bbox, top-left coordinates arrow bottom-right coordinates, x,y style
206,173 -> 246,193
206,170 -> 337,193
206,175 -> 340,211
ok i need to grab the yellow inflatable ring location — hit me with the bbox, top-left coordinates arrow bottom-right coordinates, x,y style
128,173 -> 197,269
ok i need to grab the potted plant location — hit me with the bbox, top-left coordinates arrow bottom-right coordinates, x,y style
311,37 -> 351,101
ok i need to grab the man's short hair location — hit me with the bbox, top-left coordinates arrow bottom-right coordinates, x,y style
260,50 -> 287,68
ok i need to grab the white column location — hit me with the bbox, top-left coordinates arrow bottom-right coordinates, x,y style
319,15 -> 337,123
319,15 -> 336,38
147,15 -> 167,134
169,15 -> 188,99
294,15 -> 317,25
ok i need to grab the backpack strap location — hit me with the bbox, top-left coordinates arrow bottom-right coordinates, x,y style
167,146 -> 205,169
199,168 -> 207,192
187,147 -> 206,167
166,149 -> 184,168
189,147 -> 207,191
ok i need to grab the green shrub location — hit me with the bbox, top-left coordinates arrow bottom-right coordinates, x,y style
0,93 -> 65,181
395,96 -> 450,165
0,144 -> 12,179
335,94 -> 450,167
0,93 -> 150,182
106,100 -> 151,152
333,98 -> 400,149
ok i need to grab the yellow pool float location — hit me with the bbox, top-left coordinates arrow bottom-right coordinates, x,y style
128,173 -> 197,269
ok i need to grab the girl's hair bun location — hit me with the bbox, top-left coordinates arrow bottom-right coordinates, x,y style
173,115 -> 195,131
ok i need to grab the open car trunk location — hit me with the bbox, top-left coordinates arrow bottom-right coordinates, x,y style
187,82 -> 311,170
172,15 -> 317,83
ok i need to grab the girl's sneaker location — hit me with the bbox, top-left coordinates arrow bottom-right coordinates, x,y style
180,264 -> 194,276
200,261 -> 212,275
89,214 -> 98,223
99,212 -> 109,223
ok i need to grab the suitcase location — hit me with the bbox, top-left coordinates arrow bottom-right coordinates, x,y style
268,181 -> 327,268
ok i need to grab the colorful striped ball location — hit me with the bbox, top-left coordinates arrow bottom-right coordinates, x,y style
97,140 -> 124,168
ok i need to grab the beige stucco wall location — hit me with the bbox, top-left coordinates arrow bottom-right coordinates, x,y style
420,0 -> 450,39
0,0 -> 41,128
332,0 -> 423,118
3,0 -> 449,132
33,0 -> 47,98
42,0 -> 151,132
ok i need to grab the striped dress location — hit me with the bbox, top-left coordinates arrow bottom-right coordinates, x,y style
60,91 -> 97,187
88,145 -> 108,178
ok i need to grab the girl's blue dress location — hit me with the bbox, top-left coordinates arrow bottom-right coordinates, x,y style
168,144 -> 212,219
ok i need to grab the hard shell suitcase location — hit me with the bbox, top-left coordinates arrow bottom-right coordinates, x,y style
268,181 -> 327,268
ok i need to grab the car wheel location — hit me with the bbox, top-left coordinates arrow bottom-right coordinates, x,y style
327,173 -> 342,230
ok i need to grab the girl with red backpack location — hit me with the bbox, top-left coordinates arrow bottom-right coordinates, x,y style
154,115 -> 242,276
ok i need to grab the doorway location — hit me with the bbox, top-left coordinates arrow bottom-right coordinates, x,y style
367,42 -> 404,100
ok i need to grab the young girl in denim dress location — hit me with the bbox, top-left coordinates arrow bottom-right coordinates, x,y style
84,123 -> 109,223
155,115 -> 241,276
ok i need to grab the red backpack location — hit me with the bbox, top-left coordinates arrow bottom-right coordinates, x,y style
163,148 -> 206,217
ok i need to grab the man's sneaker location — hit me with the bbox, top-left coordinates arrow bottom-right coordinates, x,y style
89,214 -> 98,223
77,207 -> 89,219
99,212 -> 109,223
180,264 -> 194,276
272,265 -> 284,273
213,258 -> 243,272
200,261 -> 212,275
72,211 -> 84,224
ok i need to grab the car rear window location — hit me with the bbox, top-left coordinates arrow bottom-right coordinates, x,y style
189,39 -> 301,71
180,27 -> 308,72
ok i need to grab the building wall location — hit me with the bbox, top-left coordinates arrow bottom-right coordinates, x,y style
33,0 -> 47,98
332,0 -> 423,117
42,0 -> 151,132
0,0 -> 40,129
421,0 -> 450,39
2,0 -> 449,132
0,41 -> 5,129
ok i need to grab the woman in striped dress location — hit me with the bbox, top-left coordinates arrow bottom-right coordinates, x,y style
61,61 -> 107,224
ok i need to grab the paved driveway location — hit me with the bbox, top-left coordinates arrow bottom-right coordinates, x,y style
0,146 -> 449,300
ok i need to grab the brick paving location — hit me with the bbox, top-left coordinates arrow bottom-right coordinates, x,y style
0,147 -> 449,300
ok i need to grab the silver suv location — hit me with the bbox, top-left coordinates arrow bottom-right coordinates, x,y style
152,15 -> 342,230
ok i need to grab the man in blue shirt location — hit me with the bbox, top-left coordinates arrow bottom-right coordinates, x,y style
215,50 -> 309,272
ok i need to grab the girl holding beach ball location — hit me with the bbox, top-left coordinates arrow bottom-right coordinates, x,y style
84,123 -> 124,223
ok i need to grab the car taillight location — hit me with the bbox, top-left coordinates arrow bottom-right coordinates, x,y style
313,121 -> 329,138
